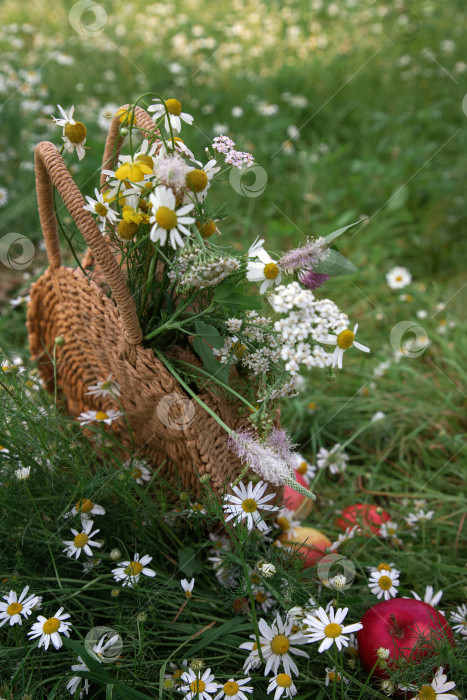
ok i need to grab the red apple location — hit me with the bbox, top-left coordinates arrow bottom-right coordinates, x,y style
357,598 -> 454,680
335,503 -> 390,536
278,526 -> 332,568
283,470 -> 314,519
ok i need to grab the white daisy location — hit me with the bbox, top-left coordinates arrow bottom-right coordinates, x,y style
254,589 -> 274,613
52,104 -> 75,127
214,677 -> 253,700
0,445 -> 9,454
238,639 -> 262,673
274,508 -> 300,537
222,480 -> 279,533
292,455 -> 316,483
65,498 -> 106,519
368,569 -> 400,600
325,667 -> 349,686
408,666 -> 457,700
28,607 -> 72,650
15,466 -> 31,480
112,553 -> 156,588
258,612 -> 309,676
367,562 -> 401,577
0,186 -> 9,207
77,409 -> 123,425
62,518 -> 101,559
148,98 -> 194,133
379,520 -> 401,542
386,266 -> 412,289
181,578 -> 195,598
325,323 -> 370,369
185,159 -> 221,201
83,189 -> 119,232
246,238 -> 282,294
148,185 -> 195,249
66,632 -> 120,696
267,673 -> 297,699
316,443 -> 349,475
411,585 -> 443,609
303,606 -> 363,653
0,586 -> 40,627
157,136 -> 195,159
124,458 -> 152,485
66,657 -> 90,697
179,668 -> 218,700
405,509 -> 435,526
86,374 -> 121,399
451,603 -> 467,635
52,105 -> 87,160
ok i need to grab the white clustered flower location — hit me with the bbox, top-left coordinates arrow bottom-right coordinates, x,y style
214,311 -> 281,378
153,152 -> 191,193
270,282 -> 349,375
169,248 -> 239,290
316,444 -> 349,475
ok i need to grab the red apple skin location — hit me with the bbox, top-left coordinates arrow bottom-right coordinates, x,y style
335,503 -> 390,536
283,471 -> 314,519
278,526 -> 332,568
357,598 -> 455,680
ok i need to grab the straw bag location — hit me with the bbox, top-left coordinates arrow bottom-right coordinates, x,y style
27,106 -> 282,501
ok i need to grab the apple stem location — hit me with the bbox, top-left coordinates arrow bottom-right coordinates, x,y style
389,613 -> 403,638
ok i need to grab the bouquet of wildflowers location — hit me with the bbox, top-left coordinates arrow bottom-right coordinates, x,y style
51,93 -> 369,495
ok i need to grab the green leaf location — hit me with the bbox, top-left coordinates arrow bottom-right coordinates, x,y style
314,249 -> 357,276
386,184 -> 409,212
214,281 -> 237,300
214,282 -> 263,310
178,546 -> 204,577
188,617 -> 249,656
194,321 -> 225,350
324,217 -> 366,244
192,336 -> 230,384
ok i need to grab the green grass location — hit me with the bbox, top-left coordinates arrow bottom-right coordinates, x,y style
0,0 -> 466,697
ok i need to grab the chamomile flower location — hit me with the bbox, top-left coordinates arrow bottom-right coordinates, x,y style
214,677 -> 253,700
292,455 -> 316,483
408,666 -> 457,700
274,508 -> 300,537
83,189 -> 119,232
254,589 -> 274,613
379,520 -> 401,542
0,186 -> 9,206
267,673 -> 297,699
185,159 -> 221,201
86,374 -> 121,398
0,445 -> 9,454
15,466 -> 31,480
112,553 -> 156,588
0,586 -> 40,627
181,578 -> 195,598
238,639 -> 262,672
325,667 -> 349,686
367,562 -> 401,577
316,443 -> 349,475
67,632 -> 120,696
52,105 -> 87,160
411,586 -> 443,609
247,239 -> 282,294
65,498 -> 106,519
179,668 -> 217,700
258,612 -> 309,676
368,569 -> 400,600
148,98 -> 194,133
405,509 -> 435,526
148,185 -> 195,249
386,266 -> 412,289
222,480 -> 279,533
77,409 -> 123,425
450,603 -> 467,635
62,518 -> 101,559
303,606 -> 363,653
124,458 -> 152,485
325,323 -> 370,369
28,607 -> 72,650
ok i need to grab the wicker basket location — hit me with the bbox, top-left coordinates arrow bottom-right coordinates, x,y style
27,106 -> 281,501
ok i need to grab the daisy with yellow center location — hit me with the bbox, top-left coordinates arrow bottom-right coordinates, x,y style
303,606 -> 363,653
386,266 -> 412,289
181,577 -> 195,599
111,552 -> 156,588
62,518 -> 101,559
115,156 -> 154,183
123,458 -> 152,485
87,373 -> 121,399
258,612 -> 309,677
214,677 -> 253,700
77,409 -> 123,425
408,666 -> 457,700
325,667 -> 349,687
185,159 -> 221,202
65,498 -> 106,519
148,97 -> 194,133
0,586 -> 40,627
267,673 -> 297,699
148,185 -> 195,249
275,508 -> 300,537
325,323 -> 370,369
27,607 -> 72,650
222,480 -> 279,533
246,238 -> 282,294
179,668 -> 217,700
254,589 -> 274,613
52,105 -> 87,160
238,639 -> 263,673
83,188 -> 119,232
368,569 -> 400,600
367,562 -> 400,576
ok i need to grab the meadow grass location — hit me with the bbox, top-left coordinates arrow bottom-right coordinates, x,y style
0,0 -> 466,697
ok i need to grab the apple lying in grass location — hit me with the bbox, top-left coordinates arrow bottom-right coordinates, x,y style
357,598 -> 455,680
283,470 -> 314,519
278,526 -> 332,567
335,503 -> 390,536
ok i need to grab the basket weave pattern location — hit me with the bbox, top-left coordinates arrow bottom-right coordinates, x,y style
27,107 -> 276,498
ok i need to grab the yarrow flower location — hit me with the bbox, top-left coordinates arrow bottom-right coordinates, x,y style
149,185 -> 195,249
222,480 -> 278,532
112,553 -> 156,587
368,569 -> 400,600
179,668 -> 218,700
148,97 -> 193,132
303,606 -> 363,653
62,518 -> 102,559
246,239 -> 282,294
28,607 -> 72,650
0,586 -> 40,627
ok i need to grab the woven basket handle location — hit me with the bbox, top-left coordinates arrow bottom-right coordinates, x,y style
34,141 -> 143,348
100,104 -> 159,189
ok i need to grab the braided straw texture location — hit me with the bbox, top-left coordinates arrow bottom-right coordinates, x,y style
27,106 -> 282,501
